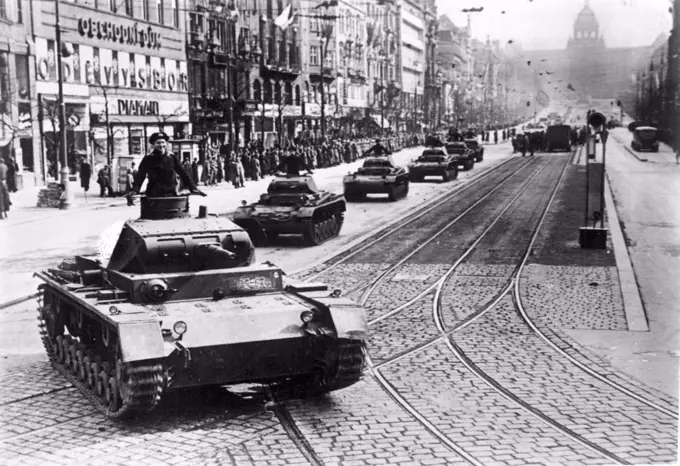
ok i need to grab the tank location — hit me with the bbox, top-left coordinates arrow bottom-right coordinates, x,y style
35,196 -> 367,419
233,175 -> 346,246
342,156 -> 409,202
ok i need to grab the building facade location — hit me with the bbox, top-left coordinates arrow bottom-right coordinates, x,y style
0,0 -> 38,188
32,0 -> 190,181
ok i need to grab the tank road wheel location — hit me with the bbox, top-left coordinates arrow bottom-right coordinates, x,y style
84,355 -> 94,387
76,349 -> 87,382
54,336 -> 65,364
108,377 -> 122,413
442,170 -> 450,182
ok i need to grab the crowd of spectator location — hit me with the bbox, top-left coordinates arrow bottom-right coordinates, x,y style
181,134 -> 424,189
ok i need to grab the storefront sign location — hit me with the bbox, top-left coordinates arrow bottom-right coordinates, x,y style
78,18 -> 161,50
117,99 -> 160,116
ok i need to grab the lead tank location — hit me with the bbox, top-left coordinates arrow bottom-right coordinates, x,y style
36,196 -> 367,418
233,175 -> 346,246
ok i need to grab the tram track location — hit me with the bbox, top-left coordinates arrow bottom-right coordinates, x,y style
362,148 -> 675,465
265,156 -> 558,465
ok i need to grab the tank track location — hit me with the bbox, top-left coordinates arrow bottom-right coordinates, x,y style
317,339 -> 366,391
36,287 -> 164,419
302,204 -> 345,246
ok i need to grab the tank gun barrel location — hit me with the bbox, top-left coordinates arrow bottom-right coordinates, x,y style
195,243 -> 237,263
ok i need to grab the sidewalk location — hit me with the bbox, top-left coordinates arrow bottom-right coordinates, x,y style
3,173 -> 128,226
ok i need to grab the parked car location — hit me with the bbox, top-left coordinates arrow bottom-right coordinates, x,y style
631,126 -> 660,152
445,142 -> 476,171
408,148 -> 459,182
463,138 -> 484,162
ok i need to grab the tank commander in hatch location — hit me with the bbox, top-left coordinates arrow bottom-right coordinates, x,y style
364,139 -> 391,157
275,151 -> 313,177
131,132 -> 206,198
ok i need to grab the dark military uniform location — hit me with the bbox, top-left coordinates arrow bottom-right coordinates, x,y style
275,153 -> 312,177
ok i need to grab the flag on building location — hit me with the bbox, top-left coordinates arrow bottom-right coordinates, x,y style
275,3 -> 296,30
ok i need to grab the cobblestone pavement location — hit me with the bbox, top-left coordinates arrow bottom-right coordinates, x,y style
283,378 -> 469,466
453,297 -> 678,464
3,151 -> 679,465
0,361 -> 309,465
380,341 -> 610,465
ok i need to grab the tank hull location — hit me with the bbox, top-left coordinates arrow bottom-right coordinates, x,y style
234,198 -> 346,246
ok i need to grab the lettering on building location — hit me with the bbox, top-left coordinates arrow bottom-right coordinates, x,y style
78,18 -> 162,50
117,99 -> 160,116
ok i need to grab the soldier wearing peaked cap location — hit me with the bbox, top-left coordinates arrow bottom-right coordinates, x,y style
132,132 -> 206,198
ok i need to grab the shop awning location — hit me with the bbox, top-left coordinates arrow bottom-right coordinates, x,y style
370,115 -> 390,129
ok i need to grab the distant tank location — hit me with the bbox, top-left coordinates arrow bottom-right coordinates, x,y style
343,156 -> 409,202
35,195 -> 367,419
233,175 -> 346,246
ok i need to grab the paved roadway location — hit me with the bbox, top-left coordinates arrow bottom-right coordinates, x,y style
0,132 -> 678,465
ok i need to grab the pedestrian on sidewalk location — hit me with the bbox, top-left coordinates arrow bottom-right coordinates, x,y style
97,165 -> 113,197
0,157 -> 11,219
126,169 -> 135,206
79,158 -> 91,193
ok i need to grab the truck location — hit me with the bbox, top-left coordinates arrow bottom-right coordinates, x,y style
545,124 -> 572,152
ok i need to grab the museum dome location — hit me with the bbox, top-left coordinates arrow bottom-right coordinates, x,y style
574,2 -> 599,30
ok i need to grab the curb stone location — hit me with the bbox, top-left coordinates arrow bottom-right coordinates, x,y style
604,172 -> 649,332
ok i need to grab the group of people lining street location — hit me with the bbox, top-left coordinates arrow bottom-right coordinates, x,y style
85,133 -> 423,203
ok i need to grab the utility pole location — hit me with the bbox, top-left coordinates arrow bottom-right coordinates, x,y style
55,0 -> 73,209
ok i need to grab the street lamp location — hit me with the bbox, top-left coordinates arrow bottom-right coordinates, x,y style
54,0 -> 73,209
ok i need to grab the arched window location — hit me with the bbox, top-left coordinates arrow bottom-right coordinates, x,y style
253,79 -> 262,102
295,85 -> 301,106
264,79 -> 272,103
285,82 -> 293,104
275,81 -> 282,104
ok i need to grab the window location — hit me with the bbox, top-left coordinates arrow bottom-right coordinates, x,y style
130,129 -> 143,155
124,0 -> 133,16
172,0 -> 178,27
142,0 -> 149,20
310,46 -> 319,66
0,0 -> 6,20
157,0 -> 164,24
109,0 -> 116,12
16,0 -> 22,23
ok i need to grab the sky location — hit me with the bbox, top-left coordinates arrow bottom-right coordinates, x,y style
435,0 -> 674,50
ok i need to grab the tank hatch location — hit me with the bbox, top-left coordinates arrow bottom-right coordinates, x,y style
107,216 -> 254,274
267,176 -> 320,194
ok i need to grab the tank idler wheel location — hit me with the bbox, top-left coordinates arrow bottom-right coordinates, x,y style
108,377 -> 122,413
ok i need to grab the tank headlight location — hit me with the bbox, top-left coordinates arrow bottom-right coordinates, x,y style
241,200 -> 247,206
173,321 -> 188,335
300,310 -> 316,323
109,305 -> 121,315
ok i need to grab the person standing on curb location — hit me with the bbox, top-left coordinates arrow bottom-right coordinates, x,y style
0,157 -> 10,219
79,158 -> 91,194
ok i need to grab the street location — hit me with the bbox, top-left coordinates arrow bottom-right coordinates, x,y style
0,133 -> 678,465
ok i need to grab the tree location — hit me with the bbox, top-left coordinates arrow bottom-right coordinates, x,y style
91,74 -> 123,166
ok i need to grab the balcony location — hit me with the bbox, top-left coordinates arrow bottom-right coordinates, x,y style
261,59 -> 301,78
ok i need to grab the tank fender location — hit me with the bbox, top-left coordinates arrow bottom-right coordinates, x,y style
324,303 -> 368,340
118,320 -> 166,363
297,207 -> 316,218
